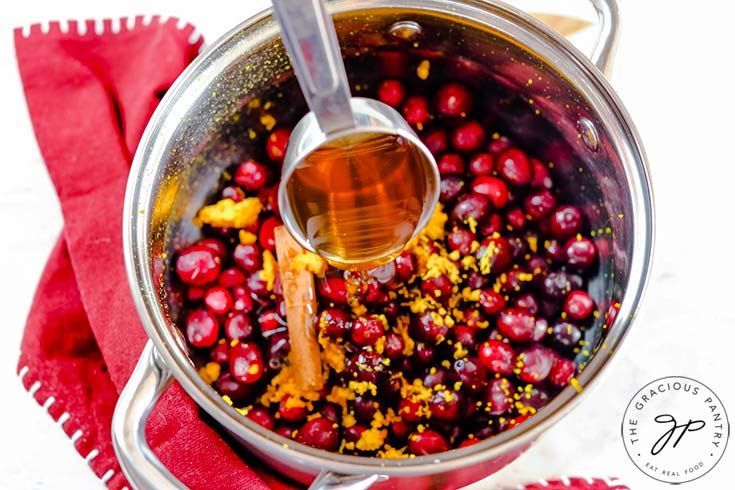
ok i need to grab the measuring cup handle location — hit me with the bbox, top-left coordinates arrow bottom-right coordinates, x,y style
272,0 -> 355,134
586,0 -> 620,76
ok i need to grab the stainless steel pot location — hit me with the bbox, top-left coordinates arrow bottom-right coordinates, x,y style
112,1 -> 654,488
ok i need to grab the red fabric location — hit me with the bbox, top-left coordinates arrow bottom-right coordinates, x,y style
523,478 -> 628,490
15,17 -> 297,490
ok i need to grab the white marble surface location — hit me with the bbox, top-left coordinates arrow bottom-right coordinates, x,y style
1,1 -> 733,489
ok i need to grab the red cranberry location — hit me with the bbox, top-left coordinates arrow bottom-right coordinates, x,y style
543,239 -> 565,263
437,153 -> 465,175
452,193 -> 491,223
352,315 -> 385,346
354,395 -> 378,422
391,419 -> 412,440
176,245 -> 221,285
231,285 -> 254,313
421,275 -> 453,304
246,272 -> 270,298
479,289 -> 506,315
225,312 -> 254,341
475,236 -> 513,273
229,341 -> 264,384
347,350 -> 386,384
531,158 -> 553,189
421,128 -> 448,156
197,238 -> 227,259
532,318 -> 548,342
460,438 -> 482,448
215,373 -> 253,401
398,398 -> 424,422
266,127 -> 291,164
518,344 -> 556,383
497,148 -> 532,185
550,206 -> 583,239
440,175 -> 466,202
412,342 -> 436,367
275,426 -> 295,439
435,82 -> 473,117
259,216 -> 282,251
478,340 -> 516,374
186,309 -> 219,347
296,417 -> 339,451
446,227 -> 475,256
377,79 -> 405,108
468,153 -> 494,176
524,189 -> 556,221
513,293 -> 539,316
204,286 -> 233,315
564,290 -> 594,320
265,332 -> 291,370
450,356 -> 487,394
247,407 -> 275,430
232,244 -> 262,272
209,342 -> 229,364
479,214 -> 503,236
543,271 -> 583,300
258,309 -> 286,336
565,237 -> 597,269
485,377 -> 513,415
278,395 -> 308,422
409,430 -> 449,455
463,308 -> 488,331
317,308 -> 351,338
521,385 -> 550,410
549,358 -> 576,386
402,96 -> 431,126
412,311 -> 449,344
487,135 -> 514,155
471,176 -> 509,209
497,308 -> 536,342
221,185 -> 245,202
317,277 -> 348,305
258,185 -> 281,217
551,321 -> 582,350
394,251 -> 418,282
505,208 -> 526,230
429,390 -> 466,421
319,402 -> 341,422
218,268 -> 246,288
467,271 -> 489,289
422,367 -> 449,388
368,261 -> 397,285
234,159 -> 267,191
452,121 -> 485,153
187,286 -> 206,302
384,332 -> 405,359
451,325 -> 476,348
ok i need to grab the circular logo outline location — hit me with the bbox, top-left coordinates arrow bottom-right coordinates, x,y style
621,375 -> 730,484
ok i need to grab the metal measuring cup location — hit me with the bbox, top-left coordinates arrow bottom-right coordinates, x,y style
273,0 -> 439,267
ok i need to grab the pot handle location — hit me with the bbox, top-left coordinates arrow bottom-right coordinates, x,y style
308,471 -> 388,490
112,341 -> 186,489
584,0 -> 620,76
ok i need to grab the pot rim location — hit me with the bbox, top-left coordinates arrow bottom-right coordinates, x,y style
123,0 -> 654,475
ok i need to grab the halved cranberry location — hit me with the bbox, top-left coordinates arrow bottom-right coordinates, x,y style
384,332 -> 405,359
468,153 -> 494,176
317,277 -> 348,305
204,286 -> 233,315
485,377 -> 513,415
497,308 -> 536,342
409,430 -> 449,455
435,82 -> 473,117
551,321 -> 582,350
478,340 -> 515,374
266,127 -> 291,164
229,341 -> 265,384
531,158 -> 553,189
437,153 -> 465,175
475,236 -> 513,273
564,290 -> 595,320
440,175 -> 466,202
497,148 -> 532,185
377,79 -> 405,108
215,373 -> 253,401
186,308 -> 219,347
209,342 -> 229,364
429,390 -> 466,421
296,417 -> 339,451
447,227 -> 476,256
317,308 -> 351,338
450,356 -> 487,394
479,289 -> 506,315
225,312 -> 254,341
234,159 -> 267,191
524,189 -> 556,221
471,176 -> 509,209
259,216 -> 282,251
452,193 -> 491,223
232,244 -> 262,272
421,128 -> 448,156
564,237 -> 597,269
412,311 -> 449,344
221,185 -> 245,202
218,267 -> 246,288
549,206 -> 583,239
421,274 -> 453,304
452,121 -> 485,153
247,407 -> 275,430
231,285 -> 254,313
519,344 -> 556,383
402,96 -> 431,126
352,315 -> 385,346
176,245 -> 221,285
278,395 -> 308,422
549,358 -> 576,386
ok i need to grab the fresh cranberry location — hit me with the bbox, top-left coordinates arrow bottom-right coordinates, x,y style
412,342 -> 436,367
468,153 -> 494,176
409,430 -> 450,455
258,185 -> 281,217
402,96 -> 431,126
296,417 -> 339,451
435,82 -> 473,117
513,293 -> 539,316
452,193 -> 491,223
347,350 -> 387,384
497,148 -> 532,186
259,216 -> 282,251
549,358 -> 576,386
317,277 -> 348,305
437,153 -> 465,175
485,377 -> 513,415
234,160 -> 267,191
451,325 -> 476,348
398,398 -> 424,422
265,332 -> 291,370
524,189 -> 556,221
564,290 -> 595,320
320,402 -> 341,422
478,214 -> 503,237
446,227 -> 476,256
459,438 -> 483,448
479,289 -> 506,315
530,158 -> 553,189
266,127 -> 291,164
463,308 -> 489,331
478,340 -> 516,374
421,128 -> 448,156
506,208 -> 526,230
221,185 -> 245,202
247,407 -> 275,430
450,356 -> 487,394
497,308 -> 536,342
452,121 -> 485,153
186,309 -> 219,347
231,285 -> 254,313
440,175 -> 466,202
391,419 -> 412,440
543,239 -> 565,263
345,425 -> 368,443
543,271 -> 583,300
519,344 -> 556,383
475,236 -> 513,273
352,315 -> 385,346
565,237 -> 597,269
354,395 -> 378,422
471,176 -> 509,209
368,261 -> 397,285
550,206 -> 583,239
215,373 -> 253,401
317,308 -> 351,338
384,332 -> 405,359
532,318 -> 548,342
258,309 -> 286,336
278,395 -> 308,422
275,426 -> 295,439
203,287 -> 233,315
225,312 -> 254,341
246,272 -> 270,298
551,321 -> 582,349
412,311 -> 449,344
197,238 -> 227,259
209,342 -> 229,364
187,286 -> 206,302
232,244 -> 262,272
229,341 -> 264,384
429,390 -> 466,421
394,251 -> 418,282
467,271 -> 489,289
377,79 -> 405,108
176,245 -> 221,285
422,367 -> 449,389
421,275 -> 453,304
217,268 -> 245,288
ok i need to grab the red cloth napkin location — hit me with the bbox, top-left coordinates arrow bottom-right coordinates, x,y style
14,15 -> 629,490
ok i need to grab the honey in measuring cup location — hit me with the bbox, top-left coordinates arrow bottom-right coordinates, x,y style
285,131 -> 434,270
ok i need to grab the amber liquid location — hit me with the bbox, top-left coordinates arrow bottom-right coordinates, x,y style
286,132 -> 432,270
